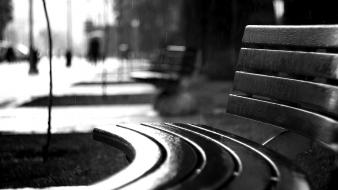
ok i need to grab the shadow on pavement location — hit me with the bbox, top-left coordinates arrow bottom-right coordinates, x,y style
20,94 -> 156,107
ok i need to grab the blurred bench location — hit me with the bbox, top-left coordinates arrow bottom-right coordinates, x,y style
131,45 -> 197,87
131,45 -> 198,115
93,25 -> 338,190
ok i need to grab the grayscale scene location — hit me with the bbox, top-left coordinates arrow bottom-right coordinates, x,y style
0,0 -> 337,189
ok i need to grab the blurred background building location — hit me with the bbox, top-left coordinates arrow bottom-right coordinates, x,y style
1,0 -> 338,78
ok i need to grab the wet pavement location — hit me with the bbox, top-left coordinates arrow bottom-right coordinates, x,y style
0,57 -> 231,134
0,57 -> 154,107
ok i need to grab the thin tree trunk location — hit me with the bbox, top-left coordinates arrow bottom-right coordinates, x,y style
41,0 -> 53,162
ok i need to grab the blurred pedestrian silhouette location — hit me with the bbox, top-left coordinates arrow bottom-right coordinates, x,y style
29,48 -> 39,75
5,47 -> 16,62
119,43 -> 130,60
65,50 -> 72,67
118,43 -> 131,81
86,37 -> 101,64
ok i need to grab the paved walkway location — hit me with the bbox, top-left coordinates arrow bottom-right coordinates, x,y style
0,58 -> 227,134
0,105 -> 208,134
0,57 -> 154,107
0,57 -> 281,144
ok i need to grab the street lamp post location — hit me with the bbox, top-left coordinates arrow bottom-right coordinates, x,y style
29,0 -> 38,74
66,0 -> 73,67
131,19 -> 140,58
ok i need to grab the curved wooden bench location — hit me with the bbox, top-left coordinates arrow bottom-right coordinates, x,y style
93,25 -> 338,189
93,123 -> 308,190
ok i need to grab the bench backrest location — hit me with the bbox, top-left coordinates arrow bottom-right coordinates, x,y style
152,45 -> 197,76
227,25 -> 338,147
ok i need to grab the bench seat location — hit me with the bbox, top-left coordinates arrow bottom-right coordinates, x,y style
93,123 -> 309,190
131,71 -> 180,88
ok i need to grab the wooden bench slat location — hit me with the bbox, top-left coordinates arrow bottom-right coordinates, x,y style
131,71 -> 180,81
130,71 -> 180,87
237,48 -> 338,80
93,124 -> 198,189
233,71 -> 338,116
168,123 -> 285,190
227,94 -> 338,144
92,126 -> 162,189
243,25 -> 338,49
94,123 -> 236,189
142,123 -> 237,189
92,121 -> 311,190
113,124 -> 198,189
171,123 -> 310,190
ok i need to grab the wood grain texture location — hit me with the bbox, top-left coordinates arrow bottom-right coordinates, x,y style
93,124 -> 199,189
169,123 -> 308,190
92,123 -> 310,190
227,94 -> 338,144
233,71 -> 338,116
237,48 -> 338,79
182,123 -> 310,190
113,124 -> 198,189
143,123 -> 236,189
243,25 -> 338,48
92,127 -> 162,189
93,123 -> 236,189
